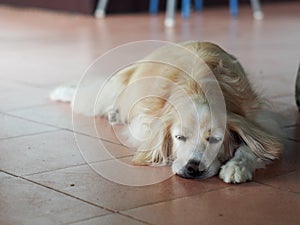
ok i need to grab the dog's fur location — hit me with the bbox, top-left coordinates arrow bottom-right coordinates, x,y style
51,41 -> 282,183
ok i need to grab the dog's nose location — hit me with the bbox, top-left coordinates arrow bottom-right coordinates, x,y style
185,160 -> 204,177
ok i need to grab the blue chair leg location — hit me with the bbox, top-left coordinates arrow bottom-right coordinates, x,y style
229,0 -> 238,17
182,0 -> 191,19
194,0 -> 203,11
149,0 -> 159,14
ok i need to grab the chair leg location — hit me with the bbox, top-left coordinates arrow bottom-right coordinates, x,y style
94,0 -> 109,18
296,63 -> 300,111
165,0 -> 177,27
182,0 -> 191,19
149,0 -> 160,14
229,0 -> 238,17
194,0 -> 203,11
250,0 -> 264,20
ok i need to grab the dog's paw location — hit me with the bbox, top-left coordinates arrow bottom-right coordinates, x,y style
108,109 -> 121,125
219,161 -> 253,184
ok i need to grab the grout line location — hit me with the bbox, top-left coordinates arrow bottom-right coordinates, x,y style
0,170 -> 19,178
2,111 -> 127,146
117,212 -> 154,225
22,163 -> 89,177
5,103 -> 51,113
0,129 -> 61,141
70,127 -> 135,147
1,169 -> 118,213
22,176 -> 117,212
2,112 -> 65,129
253,171 -> 300,195
0,78 -> 53,90
63,215 -> 112,225
22,154 -> 134,177
71,129 -> 124,146
67,212 -> 153,225
121,185 -> 231,214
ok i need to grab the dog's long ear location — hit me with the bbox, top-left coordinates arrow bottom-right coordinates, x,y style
132,122 -> 173,166
228,113 -> 282,160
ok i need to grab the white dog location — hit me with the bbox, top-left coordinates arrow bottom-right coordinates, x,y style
51,41 -> 282,183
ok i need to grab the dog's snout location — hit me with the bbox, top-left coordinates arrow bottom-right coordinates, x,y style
185,160 -> 204,178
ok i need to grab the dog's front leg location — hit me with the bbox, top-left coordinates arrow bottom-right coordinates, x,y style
219,145 -> 266,183
107,109 -> 122,125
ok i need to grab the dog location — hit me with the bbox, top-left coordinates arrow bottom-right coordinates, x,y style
51,41 -> 282,183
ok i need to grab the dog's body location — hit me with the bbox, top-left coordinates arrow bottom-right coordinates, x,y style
51,41 -> 282,183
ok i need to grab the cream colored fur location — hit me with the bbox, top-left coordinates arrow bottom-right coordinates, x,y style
51,41 -> 282,183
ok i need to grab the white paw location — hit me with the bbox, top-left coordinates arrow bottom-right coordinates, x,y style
219,161 -> 253,184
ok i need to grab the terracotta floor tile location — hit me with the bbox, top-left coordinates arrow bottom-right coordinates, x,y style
0,113 -> 57,140
0,81 -> 50,112
268,96 -> 300,126
253,77 -> 295,98
70,213 -> 147,225
73,133 -> 134,166
124,183 -> 300,225
9,103 -> 87,130
9,104 -> 126,144
26,163 -> 228,211
254,140 -> 299,181
90,156 -> 173,187
0,130 -> 131,176
258,170 -> 300,194
0,172 -> 109,225
77,116 -> 129,145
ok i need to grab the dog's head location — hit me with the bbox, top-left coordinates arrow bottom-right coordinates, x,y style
132,96 -> 282,180
132,97 -> 227,179
170,101 -> 225,179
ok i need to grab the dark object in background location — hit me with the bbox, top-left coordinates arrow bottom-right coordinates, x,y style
296,63 -> 300,112
0,0 -> 298,15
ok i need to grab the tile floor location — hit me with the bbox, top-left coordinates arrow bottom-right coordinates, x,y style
0,2 -> 300,225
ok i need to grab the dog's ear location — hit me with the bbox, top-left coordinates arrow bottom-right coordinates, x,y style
132,122 -> 173,166
227,113 -> 282,160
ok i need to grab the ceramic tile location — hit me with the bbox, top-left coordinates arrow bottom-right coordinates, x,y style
124,183 -> 300,225
9,103 -> 88,130
268,96 -> 300,126
254,140 -> 300,181
76,116 -> 128,145
70,213 -> 147,225
252,77 -> 294,98
0,172 -> 109,225
90,156 -> 173,187
9,104 -> 125,144
258,170 -> 300,194
0,129 -> 132,176
0,113 -> 57,140
26,163 -> 228,211
0,81 -> 50,112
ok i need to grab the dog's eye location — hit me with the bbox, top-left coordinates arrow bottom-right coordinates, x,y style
206,136 -> 222,144
174,135 -> 187,141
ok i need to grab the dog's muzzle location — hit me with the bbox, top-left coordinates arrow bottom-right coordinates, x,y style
177,160 -> 206,179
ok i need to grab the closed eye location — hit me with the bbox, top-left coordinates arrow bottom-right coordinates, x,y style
174,135 -> 187,142
206,136 -> 222,144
